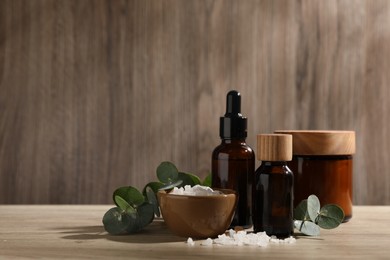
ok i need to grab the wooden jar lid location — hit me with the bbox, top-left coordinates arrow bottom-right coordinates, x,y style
274,130 -> 356,155
257,134 -> 292,161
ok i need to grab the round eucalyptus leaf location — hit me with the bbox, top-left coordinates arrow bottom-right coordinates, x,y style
113,186 -> 145,207
177,172 -> 196,187
137,203 -> 155,228
126,203 -> 155,234
159,180 -> 183,191
294,220 -> 320,236
294,199 -> 308,221
102,207 -> 131,235
202,173 -> 212,187
156,161 -> 179,184
142,182 -> 164,196
145,186 -> 160,217
181,172 -> 201,186
125,215 -> 140,234
317,204 -> 344,229
307,195 -> 321,222
114,195 -> 137,217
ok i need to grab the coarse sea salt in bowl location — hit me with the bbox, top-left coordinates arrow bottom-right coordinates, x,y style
157,185 -> 237,239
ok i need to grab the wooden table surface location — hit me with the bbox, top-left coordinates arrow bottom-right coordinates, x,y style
0,206 -> 389,259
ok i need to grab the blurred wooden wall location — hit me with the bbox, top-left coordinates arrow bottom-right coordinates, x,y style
0,0 -> 389,204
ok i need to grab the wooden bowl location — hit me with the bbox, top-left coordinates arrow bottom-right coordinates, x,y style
157,189 -> 237,239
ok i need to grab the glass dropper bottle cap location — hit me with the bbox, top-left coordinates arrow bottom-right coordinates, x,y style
219,90 -> 247,139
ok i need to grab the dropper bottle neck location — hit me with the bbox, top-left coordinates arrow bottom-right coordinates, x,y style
222,138 -> 247,144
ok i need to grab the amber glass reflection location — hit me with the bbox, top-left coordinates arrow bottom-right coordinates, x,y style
287,155 -> 353,222
212,139 -> 255,228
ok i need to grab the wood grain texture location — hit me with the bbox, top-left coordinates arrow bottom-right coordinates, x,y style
1,205 -> 390,259
275,130 -> 356,155
0,0 -> 389,204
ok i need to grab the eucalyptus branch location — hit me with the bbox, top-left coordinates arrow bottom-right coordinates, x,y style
102,161 -> 210,235
294,195 -> 344,236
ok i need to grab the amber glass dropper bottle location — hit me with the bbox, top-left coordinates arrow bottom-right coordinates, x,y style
212,90 -> 255,228
253,134 -> 294,238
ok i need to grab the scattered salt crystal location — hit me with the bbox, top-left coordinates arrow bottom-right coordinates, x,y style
200,238 -> 213,246
187,231 -> 295,247
212,229 -> 295,247
283,236 -> 296,244
170,185 -> 222,196
269,235 -> 296,244
187,237 -> 195,246
270,235 -> 280,243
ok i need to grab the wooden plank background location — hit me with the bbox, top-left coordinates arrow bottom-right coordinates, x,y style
0,0 -> 389,204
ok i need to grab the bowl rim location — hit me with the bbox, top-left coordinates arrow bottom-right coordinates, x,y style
157,188 -> 236,199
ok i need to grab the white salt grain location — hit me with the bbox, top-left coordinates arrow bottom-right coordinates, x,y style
187,231 -> 295,247
200,238 -> 213,246
212,229 -> 295,247
171,185 -> 222,196
270,236 -> 280,244
228,229 -> 235,238
187,237 -> 195,246
283,236 -> 296,244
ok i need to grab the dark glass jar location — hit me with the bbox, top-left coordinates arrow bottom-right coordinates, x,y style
288,155 -> 352,221
253,134 -> 294,238
275,130 -> 355,222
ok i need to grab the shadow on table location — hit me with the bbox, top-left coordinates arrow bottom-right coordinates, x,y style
58,219 -> 186,243
58,220 -> 320,244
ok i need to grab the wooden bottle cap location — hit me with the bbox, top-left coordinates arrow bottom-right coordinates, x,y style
257,134 -> 292,161
274,130 -> 356,155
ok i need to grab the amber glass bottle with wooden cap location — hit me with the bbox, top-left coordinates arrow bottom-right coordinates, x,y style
275,130 -> 355,222
253,134 -> 294,238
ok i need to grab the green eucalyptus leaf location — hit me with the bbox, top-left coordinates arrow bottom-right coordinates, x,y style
307,195 -> 321,222
145,186 -> 160,217
137,203 -> 155,228
156,161 -> 179,184
317,204 -> 344,229
294,220 -> 320,236
124,214 -> 139,234
294,199 -> 308,221
125,203 -> 155,234
114,195 -> 130,211
123,211 -> 140,233
184,172 -> 201,185
142,182 -> 164,196
159,180 -> 183,190
126,203 -> 155,233
177,172 -> 196,187
113,186 -> 145,207
114,196 -> 137,218
202,173 -> 212,187
102,207 -> 131,235
114,195 -> 130,210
